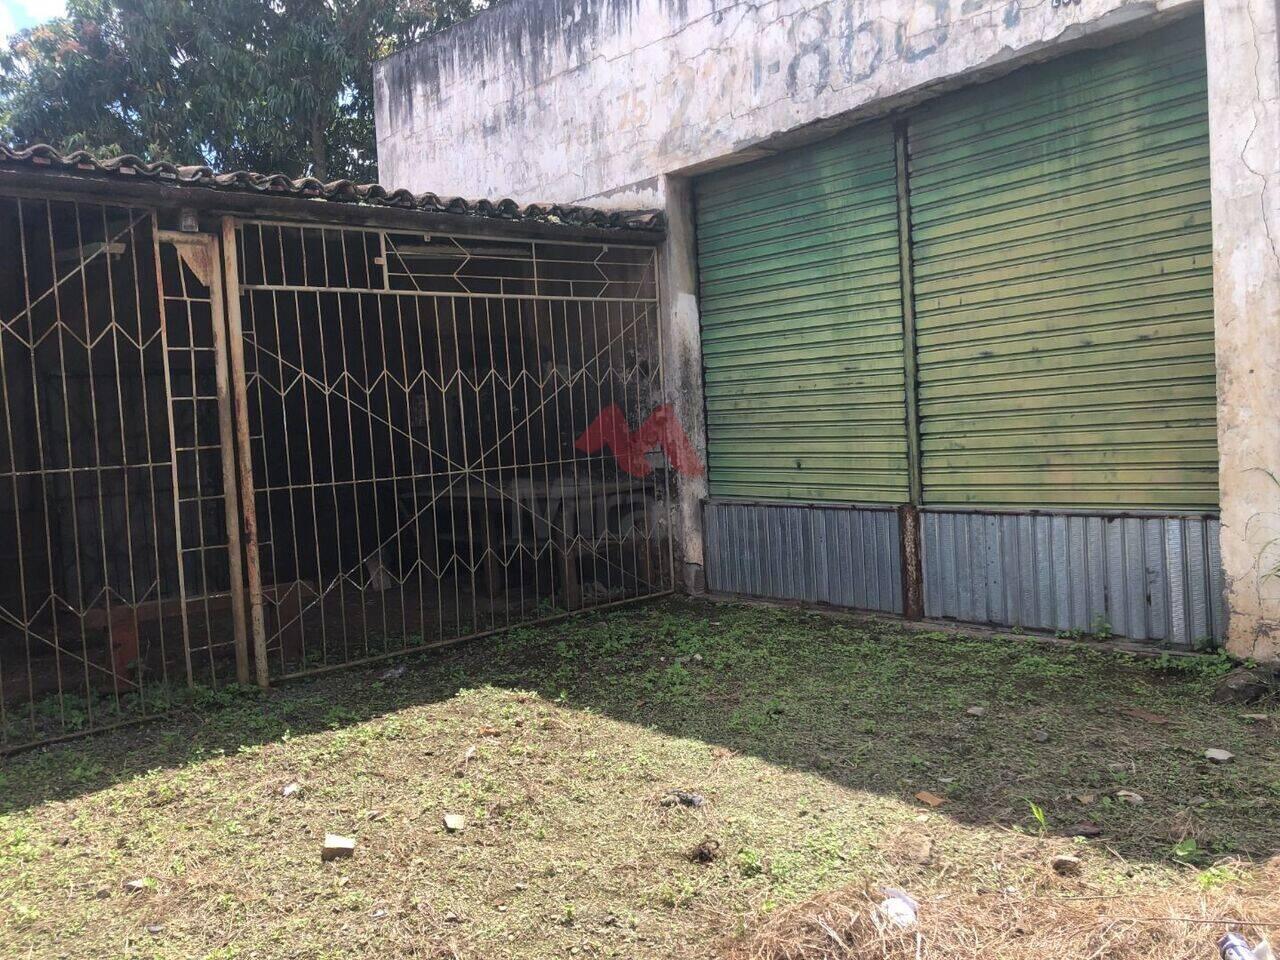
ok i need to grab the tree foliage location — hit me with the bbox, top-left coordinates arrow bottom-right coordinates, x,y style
0,0 -> 477,182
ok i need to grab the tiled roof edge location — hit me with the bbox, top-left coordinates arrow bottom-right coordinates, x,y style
0,144 -> 666,233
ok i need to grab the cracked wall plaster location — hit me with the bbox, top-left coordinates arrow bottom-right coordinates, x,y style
375,0 -> 1197,205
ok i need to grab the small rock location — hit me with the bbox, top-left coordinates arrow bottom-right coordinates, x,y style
660,790 -> 705,808
1205,748 -> 1235,764
1076,793 -> 1097,806
914,790 -> 947,808
1051,854 -> 1082,876
1116,789 -> 1144,805
966,706 -> 986,717
93,888 -> 110,900
123,878 -> 150,894
1031,729 -> 1050,743
145,924 -> 165,935
281,782 -> 303,799
443,813 -> 466,832
1212,667 -> 1272,705
378,664 -> 406,681
1061,822 -> 1103,838
321,834 -> 356,861
371,908 -> 388,920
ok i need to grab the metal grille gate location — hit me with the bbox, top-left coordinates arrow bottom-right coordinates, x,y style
225,219 -> 673,681
0,199 -> 671,749
0,199 -> 241,748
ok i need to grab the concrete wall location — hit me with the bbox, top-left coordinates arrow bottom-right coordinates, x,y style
375,0 -> 1197,207
1205,0 -> 1280,662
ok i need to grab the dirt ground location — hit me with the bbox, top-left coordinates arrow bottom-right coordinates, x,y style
2,598 -> 1278,959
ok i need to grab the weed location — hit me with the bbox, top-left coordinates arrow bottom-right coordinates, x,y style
737,847 -> 766,879
1172,837 -> 1200,860
1026,800 -> 1048,836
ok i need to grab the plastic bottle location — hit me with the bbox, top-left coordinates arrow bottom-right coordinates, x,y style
1219,933 -> 1276,960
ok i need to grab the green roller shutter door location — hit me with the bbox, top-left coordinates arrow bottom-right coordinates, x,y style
694,120 -> 909,503
907,17 -> 1217,510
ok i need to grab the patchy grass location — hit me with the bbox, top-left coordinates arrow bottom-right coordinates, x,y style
1,599 -> 1278,959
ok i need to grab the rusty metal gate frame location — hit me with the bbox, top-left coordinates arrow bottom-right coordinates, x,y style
0,195 -> 246,750
157,229 -> 250,685
219,215 -> 675,684
1,197 -> 672,749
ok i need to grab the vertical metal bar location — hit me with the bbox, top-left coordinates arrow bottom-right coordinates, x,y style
153,221 -> 195,688
172,239 -> 220,683
99,206 -> 143,703
334,235 -> 370,661
73,203 -> 124,715
544,298 -> 574,609
208,231 -> 251,685
585,299 -> 614,601
514,297 -> 542,615
263,283 -> 306,663
0,197 -> 37,740
445,300 -> 476,632
219,217 -> 268,688
410,290 -> 445,643
127,211 -> 173,695
313,279 -> 353,661
584,296 -> 603,600
894,120 -> 924,620
372,270 -> 409,643
483,296 -> 511,628
289,282 -> 330,664
498,296 -> 527,622
248,229 -> 290,674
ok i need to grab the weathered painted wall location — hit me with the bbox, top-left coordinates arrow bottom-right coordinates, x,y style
375,0 -> 1197,206
1205,0 -> 1280,662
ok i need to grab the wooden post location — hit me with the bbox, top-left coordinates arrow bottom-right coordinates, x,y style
219,217 -> 270,687
205,232 -> 251,685
559,507 -> 581,611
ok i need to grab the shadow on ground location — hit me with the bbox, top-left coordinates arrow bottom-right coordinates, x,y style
4,597 -> 1278,867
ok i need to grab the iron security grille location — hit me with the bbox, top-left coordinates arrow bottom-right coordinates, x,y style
227,221 -> 675,679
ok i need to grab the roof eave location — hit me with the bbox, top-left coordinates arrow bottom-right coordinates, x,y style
0,164 -> 666,246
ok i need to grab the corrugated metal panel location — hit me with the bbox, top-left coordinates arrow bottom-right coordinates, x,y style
694,121 -> 909,503
704,500 -> 902,613
921,510 -> 1224,647
908,17 -> 1218,510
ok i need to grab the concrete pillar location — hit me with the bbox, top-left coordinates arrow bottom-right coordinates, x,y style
1206,0 -> 1280,660
659,175 -> 708,593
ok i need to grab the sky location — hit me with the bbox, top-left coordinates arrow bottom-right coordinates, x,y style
0,0 -> 66,41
